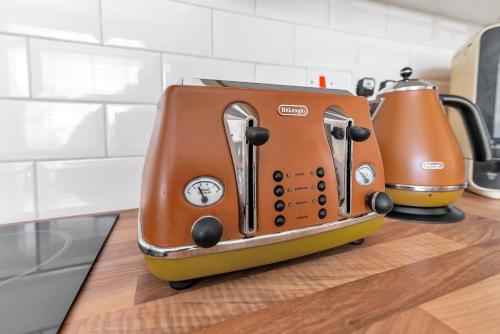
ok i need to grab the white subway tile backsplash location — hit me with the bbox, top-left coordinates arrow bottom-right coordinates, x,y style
388,6 -> 433,44
411,45 -> 454,81
256,64 -> 306,86
0,100 -> 105,160
102,0 -> 211,56
329,0 -> 388,37
106,104 -> 156,156
29,39 -> 162,103
359,37 -> 411,85
0,35 -> 29,97
37,158 -> 144,219
0,0 -> 100,43
179,0 -> 255,14
257,0 -> 329,27
163,54 -> 255,87
295,26 -> 359,70
0,162 -> 36,224
433,19 -> 474,49
0,0 -> 476,224
214,11 -> 294,64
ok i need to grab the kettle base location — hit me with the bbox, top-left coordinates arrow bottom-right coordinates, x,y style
387,205 -> 464,223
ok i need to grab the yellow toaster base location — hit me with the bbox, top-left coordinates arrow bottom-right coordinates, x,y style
144,217 -> 383,282
386,188 -> 464,208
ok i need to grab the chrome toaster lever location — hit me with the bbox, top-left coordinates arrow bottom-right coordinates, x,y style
223,103 -> 260,236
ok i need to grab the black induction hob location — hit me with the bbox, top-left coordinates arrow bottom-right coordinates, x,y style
0,214 -> 117,334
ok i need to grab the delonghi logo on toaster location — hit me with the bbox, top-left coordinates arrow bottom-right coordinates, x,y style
278,105 -> 308,117
421,161 -> 445,170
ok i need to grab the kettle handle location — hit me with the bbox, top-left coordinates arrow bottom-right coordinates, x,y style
439,94 -> 492,162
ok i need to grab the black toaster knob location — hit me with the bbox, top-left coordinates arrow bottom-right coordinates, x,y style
348,126 -> 371,142
191,216 -> 223,248
246,127 -> 269,146
367,192 -> 393,214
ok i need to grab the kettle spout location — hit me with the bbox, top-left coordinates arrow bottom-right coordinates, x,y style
368,97 -> 385,120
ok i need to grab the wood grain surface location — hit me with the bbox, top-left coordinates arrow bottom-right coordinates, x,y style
61,192 -> 500,333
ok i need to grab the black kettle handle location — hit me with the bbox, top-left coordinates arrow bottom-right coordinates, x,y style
439,94 -> 492,162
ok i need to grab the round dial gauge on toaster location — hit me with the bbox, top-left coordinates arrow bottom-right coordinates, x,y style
184,177 -> 224,207
355,164 -> 376,186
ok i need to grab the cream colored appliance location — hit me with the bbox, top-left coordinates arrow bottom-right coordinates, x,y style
450,23 -> 500,198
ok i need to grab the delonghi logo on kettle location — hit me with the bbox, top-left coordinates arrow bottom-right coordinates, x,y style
421,161 -> 445,170
278,105 -> 308,117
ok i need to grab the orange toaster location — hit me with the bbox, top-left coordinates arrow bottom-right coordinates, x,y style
138,79 -> 392,289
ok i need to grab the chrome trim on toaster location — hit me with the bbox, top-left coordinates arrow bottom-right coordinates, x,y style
323,108 -> 353,216
223,103 -> 258,235
179,78 -> 353,96
385,183 -> 467,192
137,210 -> 383,259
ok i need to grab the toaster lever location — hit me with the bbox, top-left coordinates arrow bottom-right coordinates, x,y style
246,127 -> 269,146
348,126 -> 370,142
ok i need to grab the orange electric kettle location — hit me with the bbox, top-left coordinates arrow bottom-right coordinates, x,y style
370,67 -> 492,222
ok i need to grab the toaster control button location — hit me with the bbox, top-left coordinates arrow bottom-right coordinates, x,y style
191,216 -> 223,248
332,127 -> 345,140
275,215 -> 285,227
274,185 -> 285,197
318,208 -> 327,219
316,167 -> 325,177
317,181 -> 326,191
274,200 -> 285,211
318,195 -> 327,205
273,170 -> 283,182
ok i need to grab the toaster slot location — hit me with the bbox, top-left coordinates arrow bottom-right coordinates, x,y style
223,103 -> 258,236
323,109 -> 353,216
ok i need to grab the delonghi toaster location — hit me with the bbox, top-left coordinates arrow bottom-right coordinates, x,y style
138,79 -> 393,289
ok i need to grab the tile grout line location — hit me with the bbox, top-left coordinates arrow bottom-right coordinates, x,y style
97,0 -> 105,44
0,96 -> 158,105
0,29 -> 460,73
0,8 -> 463,58
25,37 -> 33,98
32,161 -> 40,220
103,104 -> 109,157
292,24 -> 296,66
0,155 -> 146,165
210,9 -> 215,57
159,53 -> 165,91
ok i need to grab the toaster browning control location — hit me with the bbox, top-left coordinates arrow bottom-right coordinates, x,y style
271,167 -> 330,226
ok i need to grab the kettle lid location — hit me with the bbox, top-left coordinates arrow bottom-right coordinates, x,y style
377,67 -> 437,94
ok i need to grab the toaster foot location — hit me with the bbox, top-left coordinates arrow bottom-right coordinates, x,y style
350,238 -> 365,245
169,279 -> 197,290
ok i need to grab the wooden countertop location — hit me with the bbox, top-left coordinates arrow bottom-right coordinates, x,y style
61,192 -> 500,333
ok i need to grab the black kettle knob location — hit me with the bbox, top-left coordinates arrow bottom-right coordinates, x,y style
191,216 -> 223,248
348,126 -> 371,142
367,192 -> 393,214
246,127 -> 269,146
400,67 -> 413,81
